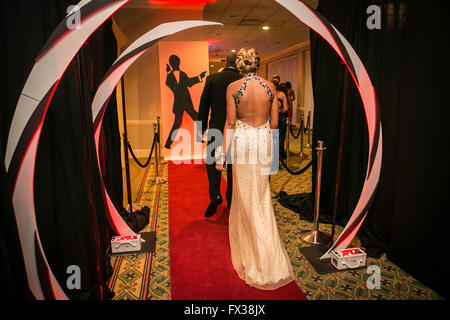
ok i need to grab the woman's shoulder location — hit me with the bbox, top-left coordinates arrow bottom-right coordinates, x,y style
227,78 -> 244,91
257,77 -> 276,95
257,76 -> 273,86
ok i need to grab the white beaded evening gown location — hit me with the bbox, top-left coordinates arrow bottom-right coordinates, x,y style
228,74 -> 295,290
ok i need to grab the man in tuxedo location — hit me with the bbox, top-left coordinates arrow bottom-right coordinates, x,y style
165,54 -> 206,149
199,54 -> 242,217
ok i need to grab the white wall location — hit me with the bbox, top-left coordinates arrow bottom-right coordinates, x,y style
261,41 -> 314,127
267,55 -> 299,124
302,49 -> 314,129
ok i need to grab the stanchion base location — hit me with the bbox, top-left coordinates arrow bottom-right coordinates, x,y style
298,245 -> 336,275
301,230 -> 331,245
298,152 -> 308,159
156,177 -> 167,185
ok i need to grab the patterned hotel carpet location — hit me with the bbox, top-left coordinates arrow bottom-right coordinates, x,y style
108,130 -> 442,300
108,161 -> 170,300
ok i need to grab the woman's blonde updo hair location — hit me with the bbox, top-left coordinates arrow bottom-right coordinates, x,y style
236,47 -> 260,73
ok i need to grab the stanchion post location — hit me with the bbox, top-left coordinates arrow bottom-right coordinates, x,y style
300,140 -> 331,245
307,111 -> 312,148
154,122 -> 167,185
153,123 -> 160,183
285,117 -> 290,166
300,119 -> 304,158
305,111 -> 311,148
157,116 -> 167,166
120,77 -> 133,215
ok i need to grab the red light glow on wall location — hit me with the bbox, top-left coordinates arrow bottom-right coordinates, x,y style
205,39 -> 219,46
148,0 -> 216,5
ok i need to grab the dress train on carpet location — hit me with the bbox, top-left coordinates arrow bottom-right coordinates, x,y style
229,119 -> 295,290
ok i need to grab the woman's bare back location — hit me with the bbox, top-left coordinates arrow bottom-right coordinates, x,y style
228,75 -> 277,128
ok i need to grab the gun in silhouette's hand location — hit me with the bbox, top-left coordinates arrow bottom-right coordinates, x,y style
166,63 -> 171,73
199,71 -> 207,79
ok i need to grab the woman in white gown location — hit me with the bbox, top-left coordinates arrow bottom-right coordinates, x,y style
215,48 -> 295,290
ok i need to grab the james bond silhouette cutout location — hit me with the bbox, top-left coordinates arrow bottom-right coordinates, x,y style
165,54 -> 206,149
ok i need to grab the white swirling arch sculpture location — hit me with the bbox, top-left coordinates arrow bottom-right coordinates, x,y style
94,2 -> 383,261
275,0 -> 382,259
5,0 -> 381,299
5,0 -> 130,300
91,20 -> 222,236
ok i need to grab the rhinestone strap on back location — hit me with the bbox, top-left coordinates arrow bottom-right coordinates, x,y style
234,73 -> 274,108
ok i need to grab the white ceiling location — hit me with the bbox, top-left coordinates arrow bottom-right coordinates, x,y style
203,0 -> 318,62
119,0 -> 318,65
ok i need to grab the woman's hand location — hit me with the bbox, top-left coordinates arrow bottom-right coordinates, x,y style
215,155 -> 226,171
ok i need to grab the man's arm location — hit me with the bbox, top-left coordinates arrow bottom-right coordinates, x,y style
198,76 -> 212,133
216,84 -> 237,171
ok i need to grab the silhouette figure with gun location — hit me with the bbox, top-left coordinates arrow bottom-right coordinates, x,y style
164,54 -> 206,149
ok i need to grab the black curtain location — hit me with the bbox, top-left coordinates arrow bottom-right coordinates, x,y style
311,0 -> 450,298
0,0 -> 123,299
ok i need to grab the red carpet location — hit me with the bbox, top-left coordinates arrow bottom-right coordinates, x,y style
168,162 -> 307,300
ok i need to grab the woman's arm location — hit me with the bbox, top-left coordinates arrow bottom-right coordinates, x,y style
270,83 -> 279,130
281,92 -> 289,113
216,85 -> 237,171
287,93 -> 293,109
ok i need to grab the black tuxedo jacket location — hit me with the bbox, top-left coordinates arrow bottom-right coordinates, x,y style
198,67 -> 242,133
166,70 -> 201,113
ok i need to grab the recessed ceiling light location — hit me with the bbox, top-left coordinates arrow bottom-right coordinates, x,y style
211,65 -> 214,67
231,49 -> 236,53
262,26 -> 270,30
